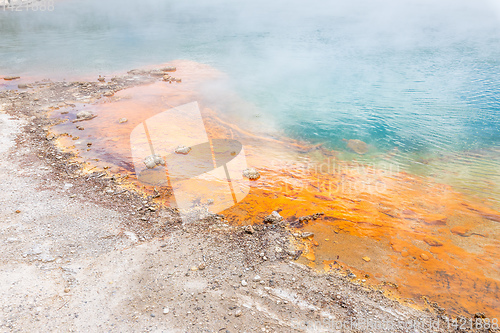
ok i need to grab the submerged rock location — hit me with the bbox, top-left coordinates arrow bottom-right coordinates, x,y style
175,145 -> 191,155
264,211 -> 283,224
143,154 -> 165,169
127,69 -> 145,75
343,139 -> 368,154
242,168 -> 260,180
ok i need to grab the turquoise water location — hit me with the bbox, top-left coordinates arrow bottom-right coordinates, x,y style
2,0 -> 500,203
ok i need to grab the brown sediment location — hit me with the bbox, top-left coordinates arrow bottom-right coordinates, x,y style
45,60 -> 500,319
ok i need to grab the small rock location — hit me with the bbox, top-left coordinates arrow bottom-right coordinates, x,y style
244,225 -> 255,234
128,69 -> 144,75
76,110 -> 94,120
118,118 -> 128,124
253,275 -> 261,281
234,309 -> 242,317
198,263 -> 206,270
241,280 -> 248,287
420,253 -> 430,261
175,145 -> 191,155
98,76 -> 105,82
161,66 -> 176,72
163,308 -> 169,314
242,168 -> 260,180
162,75 -> 171,82
150,313 -> 155,317
18,84 -> 28,89
103,91 -> 114,97
15,210 -> 21,214
190,266 -> 198,271
143,154 -> 165,169
301,232 -> 314,239
347,272 -> 356,279
64,288 -> 71,293
362,256 -> 371,262
4,76 -> 20,80
263,211 -> 282,224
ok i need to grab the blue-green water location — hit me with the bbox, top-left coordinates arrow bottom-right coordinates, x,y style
1,0 -> 500,203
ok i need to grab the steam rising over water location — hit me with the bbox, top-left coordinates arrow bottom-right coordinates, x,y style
1,0 -> 500,204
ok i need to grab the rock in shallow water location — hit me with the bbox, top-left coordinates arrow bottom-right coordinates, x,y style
343,139 -> 368,154
174,145 -> 191,154
143,154 -> 165,169
76,111 -> 94,120
242,168 -> 260,180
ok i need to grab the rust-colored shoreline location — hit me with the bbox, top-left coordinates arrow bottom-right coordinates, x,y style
45,60 -> 500,319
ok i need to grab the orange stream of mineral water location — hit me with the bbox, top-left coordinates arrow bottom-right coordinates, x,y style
47,60 -> 500,318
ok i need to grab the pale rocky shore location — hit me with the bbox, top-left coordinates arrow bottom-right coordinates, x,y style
0,70 -> 487,332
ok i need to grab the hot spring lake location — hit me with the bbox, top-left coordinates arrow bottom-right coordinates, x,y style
1,0 -> 500,317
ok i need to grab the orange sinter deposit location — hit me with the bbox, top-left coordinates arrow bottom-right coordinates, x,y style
47,60 -> 500,319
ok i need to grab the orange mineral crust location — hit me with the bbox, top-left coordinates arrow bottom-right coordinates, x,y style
223,158 -> 500,318
47,61 -> 499,319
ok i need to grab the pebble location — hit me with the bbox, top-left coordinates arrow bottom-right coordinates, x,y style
118,118 -> 128,124
241,280 -> 248,287
301,232 -> 314,239
263,211 -> 283,224
143,154 -> 165,169
76,110 -> 94,120
234,309 -> 242,317
18,84 -> 28,89
174,145 -> 191,155
4,76 -> 20,80
64,288 -> 71,293
348,272 -> 357,279
420,253 -> 430,261
362,256 -> 371,262
242,168 -> 260,180
163,308 -> 169,314
103,91 -> 114,97
253,275 -> 261,281
244,225 -> 255,234
198,263 -> 206,270
15,210 -> 21,213
161,67 -> 176,72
